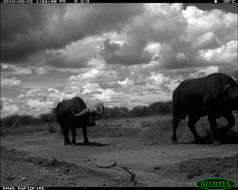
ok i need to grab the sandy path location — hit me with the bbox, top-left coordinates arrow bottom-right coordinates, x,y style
1,131 -> 237,187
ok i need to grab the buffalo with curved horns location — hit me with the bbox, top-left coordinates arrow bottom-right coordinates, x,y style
172,73 -> 238,145
55,97 -> 104,145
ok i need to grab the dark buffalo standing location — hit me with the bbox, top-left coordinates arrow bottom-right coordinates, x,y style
55,97 -> 104,145
172,73 -> 238,145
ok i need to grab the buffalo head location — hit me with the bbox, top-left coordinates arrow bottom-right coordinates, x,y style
73,103 -> 104,126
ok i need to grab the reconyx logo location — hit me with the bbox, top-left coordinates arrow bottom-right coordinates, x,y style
197,178 -> 235,190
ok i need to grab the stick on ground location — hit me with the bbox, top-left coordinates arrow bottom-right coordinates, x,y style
96,161 -> 137,184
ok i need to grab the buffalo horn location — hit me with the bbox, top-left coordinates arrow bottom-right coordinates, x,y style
96,103 -> 104,116
91,103 -> 104,116
74,108 -> 90,117
223,83 -> 233,99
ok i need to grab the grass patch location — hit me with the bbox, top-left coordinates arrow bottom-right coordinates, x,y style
1,122 -> 60,136
1,124 -> 48,136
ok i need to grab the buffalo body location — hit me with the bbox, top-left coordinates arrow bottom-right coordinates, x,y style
172,73 -> 238,145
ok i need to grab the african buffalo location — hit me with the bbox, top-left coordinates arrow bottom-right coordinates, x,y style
55,97 -> 104,145
171,73 -> 238,145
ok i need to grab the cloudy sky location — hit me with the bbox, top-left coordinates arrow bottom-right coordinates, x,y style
1,3 -> 237,117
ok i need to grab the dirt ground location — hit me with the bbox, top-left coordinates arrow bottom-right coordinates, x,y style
1,116 -> 238,187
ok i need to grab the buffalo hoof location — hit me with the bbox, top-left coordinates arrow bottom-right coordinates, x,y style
84,141 -> 90,145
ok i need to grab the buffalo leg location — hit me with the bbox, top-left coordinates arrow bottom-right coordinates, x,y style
219,110 -> 235,133
82,126 -> 90,144
71,127 -> 76,145
187,117 -> 200,143
61,125 -> 71,145
171,116 -> 179,143
208,115 -> 220,145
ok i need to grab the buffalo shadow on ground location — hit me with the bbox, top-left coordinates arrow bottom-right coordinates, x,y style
179,130 -> 238,145
75,142 -> 111,147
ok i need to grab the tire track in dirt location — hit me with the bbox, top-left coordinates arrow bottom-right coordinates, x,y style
1,127 -> 238,187
1,146 -> 139,187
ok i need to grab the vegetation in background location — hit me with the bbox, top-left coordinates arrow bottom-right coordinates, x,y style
1,101 -> 172,128
1,100 -> 237,145
102,101 -> 172,119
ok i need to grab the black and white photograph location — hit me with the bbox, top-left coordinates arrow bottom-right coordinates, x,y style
1,2 -> 238,188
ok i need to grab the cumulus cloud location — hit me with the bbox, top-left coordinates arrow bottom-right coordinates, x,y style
47,88 -> 59,93
117,78 -> 134,88
83,83 -> 101,94
27,99 -> 54,109
0,97 -> 22,117
1,3 -> 237,117
200,40 -> 237,64
45,36 -> 104,68
1,4 -> 143,64
100,3 -> 237,72
26,89 -> 43,97
69,61 -> 119,90
33,67 -> 49,75
17,94 -> 25,98
24,87 -> 77,103
191,32 -> 222,50
2,3 -> 236,75
101,4 -> 187,66
67,70 -> 131,106
1,87 -> 78,117
1,77 -> 22,86
144,72 -> 174,92
189,66 -> 219,78
183,6 -> 237,43
1,63 -> 32,75
101,38 -> 152,65
94,88 -> 129,104
2,104 -> 20,114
